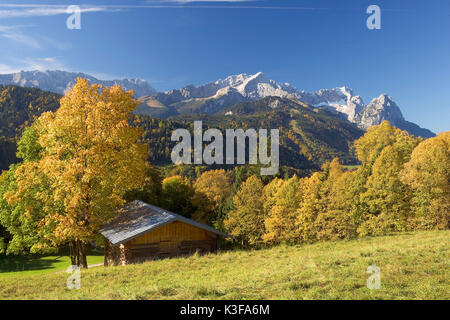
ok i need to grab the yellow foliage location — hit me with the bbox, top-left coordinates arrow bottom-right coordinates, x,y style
401,131 -> 450,229
263,176 -> 303,244
8,78 -> 148,245
193,169 -> 232,207
224,175 -> 265,245
191,169 -> 232,224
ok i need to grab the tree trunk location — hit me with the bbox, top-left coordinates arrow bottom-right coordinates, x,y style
69,240 -> 77,266
69,239 -> 88,268
77,239 -> 88,269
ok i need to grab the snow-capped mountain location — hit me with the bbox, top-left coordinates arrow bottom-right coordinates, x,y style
147,72 -> 434,137
295,86 -> 365,122
0,70 -> 157,97
153,73 -> 365,119
152,72 -> 297,105
0,70 -> 434,137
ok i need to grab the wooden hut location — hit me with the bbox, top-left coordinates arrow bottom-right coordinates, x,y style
100,200 -> 231,266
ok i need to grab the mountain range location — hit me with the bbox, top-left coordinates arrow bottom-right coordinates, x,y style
139,72 -> 434,138
0,85 -> 364,173
0,70 -> 157,97
139,96 -> 365,172
0,70 -> 434,138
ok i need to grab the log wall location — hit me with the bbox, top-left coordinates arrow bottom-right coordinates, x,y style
104,221 -> 219,265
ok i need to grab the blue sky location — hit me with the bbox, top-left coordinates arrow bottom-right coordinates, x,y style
0,0 -> 449,133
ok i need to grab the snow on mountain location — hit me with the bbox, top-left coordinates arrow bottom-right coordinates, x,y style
230,72 -> 297,98
0,70 -> 157,97
154,73 -> 366,121
356,94 -> 404,129
295,86 -> 365,122
0,70 -> 434,138
150,72 -> 434,137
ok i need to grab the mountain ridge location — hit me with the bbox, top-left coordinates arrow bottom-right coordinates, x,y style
0,70 -> 435,138
141,72 -> 434,138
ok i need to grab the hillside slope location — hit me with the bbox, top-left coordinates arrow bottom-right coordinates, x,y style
0,85 -> 61,139
140,97 -> 364,170
0,230 -> 448,299
0,85 -> 61,171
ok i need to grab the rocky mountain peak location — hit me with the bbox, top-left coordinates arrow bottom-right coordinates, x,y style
356,94 -> 405,130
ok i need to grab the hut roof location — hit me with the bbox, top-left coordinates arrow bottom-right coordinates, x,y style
100,200 -> 231,245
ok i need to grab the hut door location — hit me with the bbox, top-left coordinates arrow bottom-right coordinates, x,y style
159,240 -> 173,255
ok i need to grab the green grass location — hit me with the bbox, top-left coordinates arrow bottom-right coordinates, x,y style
0,231 -> 448,299
0,249 -> 104,278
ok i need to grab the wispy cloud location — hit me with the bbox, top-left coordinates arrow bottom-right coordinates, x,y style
0,64 -> 21,74
0,2 -> 327,13
0,5 -> 111,19
15,57 -> 67,71
0,57 -> 69,74
0,25 -> 40,48
143,0 -> 327,10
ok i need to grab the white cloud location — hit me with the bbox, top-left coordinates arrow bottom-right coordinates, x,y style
0,64 -> 21,74
0,25 -> 41,48
21,57 -> 67,71
0,2 -> 324,13
1,57 -> 68,73
0,5 -> 110,19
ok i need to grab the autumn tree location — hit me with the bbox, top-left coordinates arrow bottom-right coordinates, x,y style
212,166 -> 261,231
191,169 -> 232,223
193,170 -> 232,207
263,176 -> 302,244
262,177 -> 284,217
353,121 -> 402,166
0,125 -> 53,255
4,78 -> 148,267
312,158 -> 356,240
224,175 -> 265,246
401,131 -> 450,229
124,165 -> 163,207
295,172 -> 323,242
353,122 -> 421,236
161,175 -> 195,218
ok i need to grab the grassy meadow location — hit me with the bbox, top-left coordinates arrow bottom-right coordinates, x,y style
0,230 -> 448,300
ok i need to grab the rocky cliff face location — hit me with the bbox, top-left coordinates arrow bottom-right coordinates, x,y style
355,94 -> 404,129
350,94 -> 434,137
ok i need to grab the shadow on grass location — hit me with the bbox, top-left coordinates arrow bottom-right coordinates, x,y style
0,248 -> 104,274
0,255 -> 63,273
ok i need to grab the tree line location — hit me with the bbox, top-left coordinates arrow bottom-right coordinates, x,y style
224,122 -> 449,246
